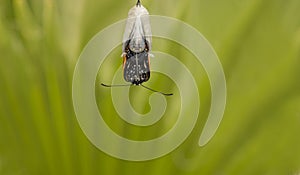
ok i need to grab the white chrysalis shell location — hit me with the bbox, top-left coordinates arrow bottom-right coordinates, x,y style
122,4 -> 152,53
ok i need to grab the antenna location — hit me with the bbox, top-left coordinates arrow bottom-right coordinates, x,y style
140,84 -> 173,96
136,0 -> 141,6
101,83 -> 173,96
101,83 -> 132,87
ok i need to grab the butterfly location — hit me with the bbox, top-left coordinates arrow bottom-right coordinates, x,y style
101,0 -> 173,96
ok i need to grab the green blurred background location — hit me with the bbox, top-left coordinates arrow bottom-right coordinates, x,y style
1,0 -> 300,174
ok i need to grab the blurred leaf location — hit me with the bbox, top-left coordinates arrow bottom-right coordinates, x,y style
1,0 -> 300,174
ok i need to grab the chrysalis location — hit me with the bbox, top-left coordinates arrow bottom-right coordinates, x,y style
122,0 -> 152,85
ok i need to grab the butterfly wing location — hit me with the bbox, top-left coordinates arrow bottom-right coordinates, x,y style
123,40 -> 150,85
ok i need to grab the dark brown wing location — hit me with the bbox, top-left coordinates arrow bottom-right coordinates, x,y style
123,39 -> 150,85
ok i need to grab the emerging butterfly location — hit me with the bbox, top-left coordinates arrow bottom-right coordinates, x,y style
101,0 -> 173,96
